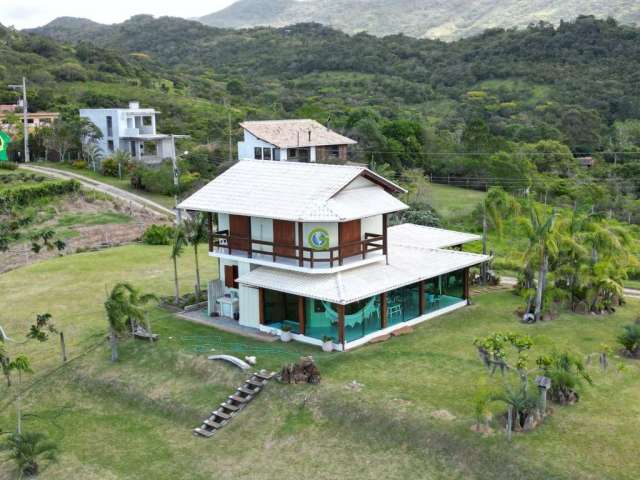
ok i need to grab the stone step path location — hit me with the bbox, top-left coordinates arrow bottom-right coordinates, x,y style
193,370 -> 276,438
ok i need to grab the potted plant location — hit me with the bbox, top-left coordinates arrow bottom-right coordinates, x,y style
280,325 -> 292,342
322,336 -> 334,352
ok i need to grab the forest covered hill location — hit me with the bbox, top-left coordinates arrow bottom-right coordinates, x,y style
7,15 -> 640,220
197,0 -> 640,40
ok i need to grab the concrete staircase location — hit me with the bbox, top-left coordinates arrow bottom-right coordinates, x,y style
193,370 -> 276,438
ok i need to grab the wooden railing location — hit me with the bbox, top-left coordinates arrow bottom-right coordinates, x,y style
210,230 -> 385,269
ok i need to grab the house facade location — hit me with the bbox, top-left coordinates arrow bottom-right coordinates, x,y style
237,119 -> 357,162
0,104 -> 59,133
79,102 -> 180,163
178,161 -> 489,351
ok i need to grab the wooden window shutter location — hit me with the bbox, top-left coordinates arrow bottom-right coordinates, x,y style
224,265 -> 239,289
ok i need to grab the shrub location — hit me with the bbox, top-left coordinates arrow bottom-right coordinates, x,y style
617,323 -> 640,357
0,180 -> 80,209
71,160 -> 86,170
101,158 -> 119,177
142,224 -> 176,245
131,160 -> 199,195
0,162 -> 18,170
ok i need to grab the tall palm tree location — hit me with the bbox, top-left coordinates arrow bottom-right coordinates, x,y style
104,283 -> 156,362
519,204 -> 560,322
183,213 -> 207,301
481,187 -> 520,281
170,227 -> 187,305
9,355 -> 33,434
0,431 -> 58,477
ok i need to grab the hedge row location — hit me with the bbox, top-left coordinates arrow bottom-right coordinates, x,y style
0,162 -> 18,171
0,179 -> 80,209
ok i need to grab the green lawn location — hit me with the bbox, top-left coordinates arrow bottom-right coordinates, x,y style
1,246 -> 639,478
426,183 -> 486,221
39,162 -> 177,210
56,212 -> 133,228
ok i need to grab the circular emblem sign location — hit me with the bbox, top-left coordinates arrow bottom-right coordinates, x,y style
308,227 -> 330,250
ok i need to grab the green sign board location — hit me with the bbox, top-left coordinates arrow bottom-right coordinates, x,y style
0,131 -> 11,162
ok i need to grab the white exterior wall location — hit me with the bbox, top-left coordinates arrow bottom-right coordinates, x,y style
361,215 -> 383,236
79,108 -> 121,156
310,146 -> 317,163
238,285 -> 260,328
238,131 -> 277,160
251,217 -> 274,254
302,222 -> 339,260
218,213 -> 230,232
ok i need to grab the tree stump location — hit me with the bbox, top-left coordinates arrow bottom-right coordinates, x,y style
279,356 -> 321,384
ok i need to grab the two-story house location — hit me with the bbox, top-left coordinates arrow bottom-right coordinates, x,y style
237,119 -> 357,162
79,102 -> 182,163
178,161 -> 489,351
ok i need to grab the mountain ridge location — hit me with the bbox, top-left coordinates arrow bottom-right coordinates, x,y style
198,0 -> 640,40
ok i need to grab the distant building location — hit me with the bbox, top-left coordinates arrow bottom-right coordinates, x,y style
237,119 -> 357,162
577,156 -> 595,168
0,103 -> 59,133
79,101 -> 183,163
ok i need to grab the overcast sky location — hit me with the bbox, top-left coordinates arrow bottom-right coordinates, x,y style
1,0 -> 236,29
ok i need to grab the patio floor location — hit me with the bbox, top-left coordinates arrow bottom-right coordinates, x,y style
176,309 -> 278,342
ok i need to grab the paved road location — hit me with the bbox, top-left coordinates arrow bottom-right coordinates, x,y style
502,276 -> 640,299
21,164 -> 176,218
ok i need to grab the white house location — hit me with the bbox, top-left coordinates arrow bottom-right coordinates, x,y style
237,119 -> 357,162
178,161 -> 489,351
79,102 -> 181,163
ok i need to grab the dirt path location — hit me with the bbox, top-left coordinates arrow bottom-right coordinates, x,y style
20,164 -> 176,218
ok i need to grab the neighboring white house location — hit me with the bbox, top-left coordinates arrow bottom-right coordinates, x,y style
237,119 -> 357,162
79,102 -> 181,163
178,160 -> 490,351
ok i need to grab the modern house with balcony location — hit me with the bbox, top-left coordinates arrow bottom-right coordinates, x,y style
178,160 -> 490,351
79,102 -> 182,163
237,119 -> 357,162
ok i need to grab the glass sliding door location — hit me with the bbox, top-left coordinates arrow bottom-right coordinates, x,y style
263,289 -> 301,333
305,299 -> 339,342
343,295 -> 381,342
422,269 -> 466,314
387,283 -> 420,326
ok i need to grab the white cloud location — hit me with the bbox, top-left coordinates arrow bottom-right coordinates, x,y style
1,0 -> 236,29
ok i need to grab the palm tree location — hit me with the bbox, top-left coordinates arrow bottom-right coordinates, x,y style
481,187 -> 521,282
104,283 -> 156,362
83,142 -> 103,172
9,355 -> 33,434
170,227 -> 187,305
183,213 -> 208,301
519,204 -> 560,322
0,431 -> 58,477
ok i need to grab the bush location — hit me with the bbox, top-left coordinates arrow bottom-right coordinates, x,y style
617,323 -> 640,357
101,158 -> 119,177
71,160 -> 86,170
0,162 -> 18,170
0,180 -> 79,209
131,160 -> 199,195
142,224 -> 176,245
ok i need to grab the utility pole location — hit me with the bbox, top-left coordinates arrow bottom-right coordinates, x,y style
8,77 -> 29,163
226,100 -> 233,163
171,135 -> 182,224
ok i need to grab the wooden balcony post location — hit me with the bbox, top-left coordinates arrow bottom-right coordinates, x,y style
258,288 -> 265,325
419,280 -> 425,315
382,213 -> 389,264
298,222 -> 304,267
247,218 -> 253,258
381,292 -> 388,329
207,212 -> 213,253
298,296 -> 306,335
464,267 -> 470,304
338,304 -> 345,347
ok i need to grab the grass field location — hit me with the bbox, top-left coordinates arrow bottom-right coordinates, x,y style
425,183 -> 485,221
1,244 -> 639,479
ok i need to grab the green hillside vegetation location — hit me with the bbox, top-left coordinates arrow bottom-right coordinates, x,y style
197,0 -> 640,41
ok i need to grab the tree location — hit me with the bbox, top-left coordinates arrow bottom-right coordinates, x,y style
519,204 -> 560,322
0,432 -> 59,477
83,143 -> 103,172
0,340 -> 10,387
104,283 -> 156,362
170,227 -> 187,305
8,355 -> 33,434
183,213 -> 207,301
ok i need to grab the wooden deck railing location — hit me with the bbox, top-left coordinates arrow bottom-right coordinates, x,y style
210,230 -> 384,268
